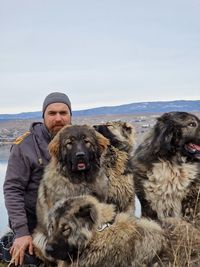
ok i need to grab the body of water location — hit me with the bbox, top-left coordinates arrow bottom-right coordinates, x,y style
0,160 -> 9,234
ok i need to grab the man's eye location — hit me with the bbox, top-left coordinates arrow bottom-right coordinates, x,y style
60,111 -> 68,116
48,112 -> 56,116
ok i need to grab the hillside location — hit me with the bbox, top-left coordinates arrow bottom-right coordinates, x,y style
0,100 -> 200,120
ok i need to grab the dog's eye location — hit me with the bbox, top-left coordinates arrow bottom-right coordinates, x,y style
188,122 -> 197,127
107,125 -> 114,129
48,223 -> 54,235
84,139 -> 90,145
66,141 -> 73,147
63,227 -> 71,236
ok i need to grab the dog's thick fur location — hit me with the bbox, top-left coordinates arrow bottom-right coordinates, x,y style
132,112 -> 200,226
45,195 -> 166,267
44,195 -> 200,267
33,125 -> 109,263
94,121 -> 135,212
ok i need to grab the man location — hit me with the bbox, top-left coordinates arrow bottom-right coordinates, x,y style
3,92 -> 72,266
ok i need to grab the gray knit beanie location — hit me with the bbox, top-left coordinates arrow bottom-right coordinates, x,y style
42,92 -> 72,117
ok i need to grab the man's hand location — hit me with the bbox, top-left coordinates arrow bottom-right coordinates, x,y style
10,235 -> 33,266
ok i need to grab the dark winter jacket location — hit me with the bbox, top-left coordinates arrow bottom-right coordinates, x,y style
3,122 -> 51,238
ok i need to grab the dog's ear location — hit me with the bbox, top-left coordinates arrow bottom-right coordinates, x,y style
75,203 -> 98,229
153,113 -> 180,154
93,125 -> 110,138
153,124 -> 174,153
123,122 -> 134,135
95,131 -> 110,153
48,132 -> 60,158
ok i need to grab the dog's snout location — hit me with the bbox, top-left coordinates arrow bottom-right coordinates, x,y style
76,151 -> 85,157
45,244 -> 54,255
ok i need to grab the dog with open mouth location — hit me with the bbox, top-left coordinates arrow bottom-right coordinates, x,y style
132,111 -> 200,228
32,124 -> 109,264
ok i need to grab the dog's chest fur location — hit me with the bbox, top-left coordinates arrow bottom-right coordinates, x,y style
144,160 -> 198,219
41,161 -> 108,207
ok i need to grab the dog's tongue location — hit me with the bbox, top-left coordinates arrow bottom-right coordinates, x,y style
77,163 -> 86,170
188,143 -> 200,152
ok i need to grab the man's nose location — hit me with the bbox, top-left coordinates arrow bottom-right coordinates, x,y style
54,113 -> 62,120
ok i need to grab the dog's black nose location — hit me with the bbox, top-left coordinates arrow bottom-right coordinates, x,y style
45,244 -> 54,255
76,151 -> 85,157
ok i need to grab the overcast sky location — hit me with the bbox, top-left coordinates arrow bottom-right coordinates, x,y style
0,0 -> 200,114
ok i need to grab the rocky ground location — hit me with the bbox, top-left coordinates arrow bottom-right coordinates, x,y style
0,113 -> 160,147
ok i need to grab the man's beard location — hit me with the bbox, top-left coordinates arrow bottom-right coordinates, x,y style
50,125 -> 64,137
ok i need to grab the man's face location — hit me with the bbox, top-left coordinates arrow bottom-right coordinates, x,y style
44,103 -> 71,135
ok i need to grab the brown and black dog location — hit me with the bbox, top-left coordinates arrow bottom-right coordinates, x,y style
45,195 -> 200,267
33,125 -> 109,263
94,120 -> 136,212
132,111 -> 200,228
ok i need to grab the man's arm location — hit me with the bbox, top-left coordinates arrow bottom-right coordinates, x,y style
3,144 -> 33,265
4,144 -> 31,237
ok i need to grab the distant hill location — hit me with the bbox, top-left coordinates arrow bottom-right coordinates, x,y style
0,100 -> 200,120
